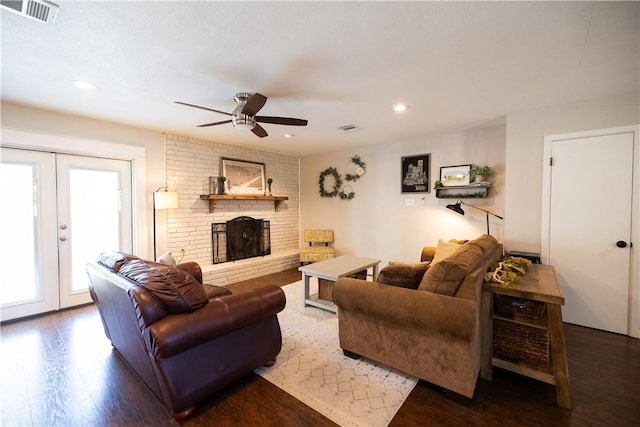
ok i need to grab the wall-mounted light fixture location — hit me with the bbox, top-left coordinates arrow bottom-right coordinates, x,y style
445,200 -> 504,236
153,186 -> 178,260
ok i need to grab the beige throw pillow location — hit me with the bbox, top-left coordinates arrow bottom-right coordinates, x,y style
431,239 -> 463,265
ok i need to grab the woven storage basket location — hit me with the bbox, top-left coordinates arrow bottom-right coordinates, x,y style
495,295 -> 546,319
318,270 -> 367,302
493,319 -> 550,367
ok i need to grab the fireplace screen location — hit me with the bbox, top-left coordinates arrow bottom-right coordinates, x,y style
211,216 -> 271,264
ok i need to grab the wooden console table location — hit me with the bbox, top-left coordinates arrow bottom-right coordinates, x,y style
481,264 -> 571,408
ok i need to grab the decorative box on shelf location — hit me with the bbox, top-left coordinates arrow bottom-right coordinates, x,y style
199,194 -> 288,213
435,182 -> 491,199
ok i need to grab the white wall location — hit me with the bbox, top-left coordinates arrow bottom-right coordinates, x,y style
300,125 -> 506,265
504,92 -> 640,252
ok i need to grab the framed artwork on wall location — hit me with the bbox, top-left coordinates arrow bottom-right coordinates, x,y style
401,153 -> 430,193
440,164 -> 471,186
221,158 -> 266,195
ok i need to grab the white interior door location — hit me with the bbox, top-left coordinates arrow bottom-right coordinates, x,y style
0,148 -> 132,320
56,154 -> 132,308
0,148 -> 58,321
546,131 -> 634,335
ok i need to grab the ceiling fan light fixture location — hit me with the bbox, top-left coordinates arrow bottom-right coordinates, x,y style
232,114 -> 256,130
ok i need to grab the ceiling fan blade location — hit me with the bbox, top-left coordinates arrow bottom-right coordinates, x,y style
175,101 -> 231,116
252,123 -> 268,138
242,93 -> 268,116
256,116 -> 308,126
197,119 -> 233,128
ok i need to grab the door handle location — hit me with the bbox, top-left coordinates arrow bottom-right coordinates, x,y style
616,240 -> 628,248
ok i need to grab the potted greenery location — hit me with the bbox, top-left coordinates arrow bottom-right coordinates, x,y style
469,164 -> 494,183
218,176 -> 227,194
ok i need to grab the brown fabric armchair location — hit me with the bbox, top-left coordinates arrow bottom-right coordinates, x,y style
333,235 -> 501,399
86,252 -> 285,418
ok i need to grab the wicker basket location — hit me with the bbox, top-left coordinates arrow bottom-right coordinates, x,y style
495,295 -> 546,319
318,279 -> 335,301
318,270 -> 367,302
493,319 -> 550,367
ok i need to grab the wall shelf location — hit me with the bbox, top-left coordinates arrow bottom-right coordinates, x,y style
199,194 -> 289,213
435,183 -> 491,199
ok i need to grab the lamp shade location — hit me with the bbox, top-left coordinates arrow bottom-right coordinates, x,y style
154,191 -> 178,209
446,201 -> 465,215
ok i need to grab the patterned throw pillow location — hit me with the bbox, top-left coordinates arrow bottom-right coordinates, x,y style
376,261 -> 431,289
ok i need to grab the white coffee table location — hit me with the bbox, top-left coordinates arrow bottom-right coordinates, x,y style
298,255 -> 381,313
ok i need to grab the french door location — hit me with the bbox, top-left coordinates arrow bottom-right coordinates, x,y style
0,148 -> 132,321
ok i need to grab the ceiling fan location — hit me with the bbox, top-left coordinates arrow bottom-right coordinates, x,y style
175,92 -> 308,138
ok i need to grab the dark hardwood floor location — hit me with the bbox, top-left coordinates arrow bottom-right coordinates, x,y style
2,268 -> 639,426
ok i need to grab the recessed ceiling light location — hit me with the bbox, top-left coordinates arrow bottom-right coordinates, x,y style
284,133 -> 295,138
72,80 -> 98,90
393,104 -> 407,112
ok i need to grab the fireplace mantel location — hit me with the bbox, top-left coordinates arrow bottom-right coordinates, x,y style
199,194 -> 289,213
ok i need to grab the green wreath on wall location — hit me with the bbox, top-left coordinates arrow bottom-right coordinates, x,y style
318,155 -> 366,200
345,155 -> 367,182
319,167 -> 342,198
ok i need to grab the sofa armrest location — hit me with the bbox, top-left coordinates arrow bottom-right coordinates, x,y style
333,277 -> 475,341
148,285 -> 286,359
421,247 -> 436,262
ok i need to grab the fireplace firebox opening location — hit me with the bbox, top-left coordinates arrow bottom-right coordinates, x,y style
211,216 -> 271,264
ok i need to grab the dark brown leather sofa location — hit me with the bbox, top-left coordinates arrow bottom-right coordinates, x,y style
86,252 -> 285,419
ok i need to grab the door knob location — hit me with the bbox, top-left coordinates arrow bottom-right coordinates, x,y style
59,236 -> 67,242
59,224 -> 67,230
616,240 -> 628,248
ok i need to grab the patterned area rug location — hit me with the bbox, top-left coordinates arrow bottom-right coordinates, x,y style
254,281 -> 417,427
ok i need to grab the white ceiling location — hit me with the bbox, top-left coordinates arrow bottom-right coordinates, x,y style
1,1 -> 638,156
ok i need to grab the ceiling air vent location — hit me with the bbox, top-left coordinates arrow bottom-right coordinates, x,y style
337,124 -> 362,133
1,0 -> 58,24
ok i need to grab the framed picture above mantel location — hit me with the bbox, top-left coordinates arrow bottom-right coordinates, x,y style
221,158 -> 266,195
401,153 -> 430,193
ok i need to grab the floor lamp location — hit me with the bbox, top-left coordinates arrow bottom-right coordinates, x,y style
446,200 -> 504,236
153,186 -> 178,261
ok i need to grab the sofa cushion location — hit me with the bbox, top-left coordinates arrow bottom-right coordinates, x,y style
418,243 -> 484,296
431,239 -> 463,265
376,261 -> 430,289
118,260 -> 209,313
467,234 -> 498,257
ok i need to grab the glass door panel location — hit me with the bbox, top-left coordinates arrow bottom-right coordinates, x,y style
68,169 -> 120,292
0,148 -> 58,321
